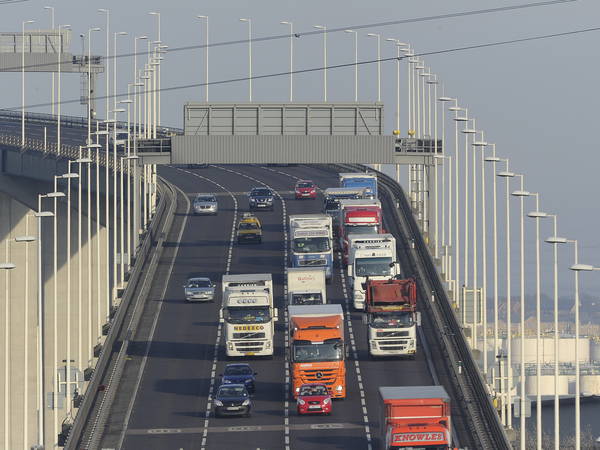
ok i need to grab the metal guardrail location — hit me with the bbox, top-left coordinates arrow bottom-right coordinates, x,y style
326,163 -> 510,449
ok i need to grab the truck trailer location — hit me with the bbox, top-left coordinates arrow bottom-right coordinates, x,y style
220,274 -> 277,357
363,278 -> 420,357
378,385 -> 452,449
339,172 -> 378,199
287,267 -> 327,305
288,304 -> 346,399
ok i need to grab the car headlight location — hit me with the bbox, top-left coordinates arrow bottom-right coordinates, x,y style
244,379 -> 253,384
214,400 -> 223,406
227,342 -> 234,350
371,341 -> 377,349
335,385 -> 343,392
297,398 -> 305,405
223,379 -> 232,384
265,341 -> 272,349
250,198 -> 256,202
323,398 -> 331,404
295,387 -> 300,393
242,399 -> 250,406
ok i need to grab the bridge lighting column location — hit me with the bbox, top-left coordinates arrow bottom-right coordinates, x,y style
87,28 -> 101,145
527,197 -> 546,449
313,25 -> 327,101
569,260 -> 600,450
197,16 -> 209,101
43,6 -> 55,115
475,141 -> 491,382
414,61 -> 424,137
21,20 -> 35,148
543,214 -> 560,450
57,25 -> 71,157
404,50 -> 416,201
366,33 -> 381,102
119,97 -> 133,279
102,118 -> 115,328
484,150 -> 501,389
345,30 -> 358,102
497,163 -> 515,429
92,130 -> 106,344
133,36 -> 147,253
435,153 -> 452,283
511,175 -> 530,450
111,109 -> 126,300
98,9 -> 110,121
239,18 -> 253,101
417,69 -> 432,230
385,39 -> 409,130
1,257 -> 16,450
427,75 -> 439,257
149,11 -> 161,128
281,21 -> 294,102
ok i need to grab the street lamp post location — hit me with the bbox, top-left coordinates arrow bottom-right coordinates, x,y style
345,30 -> 358,102
367,33 -> 381,102
239,18 -> 252,101
527,199 -> 547,449
57,24 -> 71,158
1,258 -> 16,450
511,175 -> 530,450
43,6 -> 55,115
149,11 -> 161,128
197,15 -> 209,101
22,19 -> 35,148
569,260 -> 600,450
281,21 -> 294,102
497,162 -> 515,429
314,25 -> 327,102
133,36 -> 148,253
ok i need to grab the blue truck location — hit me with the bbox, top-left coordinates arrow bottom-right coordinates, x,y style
339,172 -> 378,200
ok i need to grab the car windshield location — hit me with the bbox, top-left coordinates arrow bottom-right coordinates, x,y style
239,222 -> 259,230
224,306 -> 271,324
297,182 -> 314,189
291,293 -> 323,305
196,196 -> 215,202
293,237 -> 330,253
187,279 -> 212,288
292,341 -> 343,363
218,386 -> 248,398
345,224 -> 379,235
251,189 -> 271,197
370,311 -> 414,328
224,365 -> 253,376
299,385 -> 328,396
355,257 -> 393,277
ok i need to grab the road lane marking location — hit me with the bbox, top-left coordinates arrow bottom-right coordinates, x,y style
179,169 -> 239,450
128,421 -> 363,435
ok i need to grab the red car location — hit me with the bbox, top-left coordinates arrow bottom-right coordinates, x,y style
295,180 -> 317,199
296,383 -> 332,415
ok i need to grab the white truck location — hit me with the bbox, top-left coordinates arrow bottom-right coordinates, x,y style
289,214 -> 333,281
220,274 -> 277,357
287,267 -> 327,306
346,234 -> 400,310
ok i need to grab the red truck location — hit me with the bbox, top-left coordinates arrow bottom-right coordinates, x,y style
378,386 -> 452,449
338,202 -> 383,265
363,278 -> 420,358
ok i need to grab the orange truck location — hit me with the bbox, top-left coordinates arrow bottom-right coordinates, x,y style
288,304 -> 346,399
378,386 -> 452,449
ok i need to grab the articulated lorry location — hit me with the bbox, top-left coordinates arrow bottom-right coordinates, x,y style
363,278 -> 420,357
339,172 -> 378,199
287,267 -> 327,305
337,199 -> 383,264
346,233 -> 400,310
220,274 -> 277,357
288,304 -> 346,399
289,214 -> 333,281
378,386 -> 452,449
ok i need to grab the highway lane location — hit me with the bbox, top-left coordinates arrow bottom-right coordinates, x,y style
98,164 -> 439,450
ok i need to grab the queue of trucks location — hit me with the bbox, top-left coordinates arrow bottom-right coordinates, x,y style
208,171 -> 453,448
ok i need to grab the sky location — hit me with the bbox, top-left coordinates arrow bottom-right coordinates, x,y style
1,0 -> 599,307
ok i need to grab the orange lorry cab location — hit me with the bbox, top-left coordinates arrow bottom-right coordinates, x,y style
288,304 -> 346,399
378,386 -> 452,449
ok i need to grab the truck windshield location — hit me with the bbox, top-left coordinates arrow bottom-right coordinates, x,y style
324,199 -> 340,212
292,341 -> 343,362
291,293 -> 323,305
224,306 -> 271,324
345,224 -> 378,235
355,257 -> 393,277
293,237 -> 330,253
370,311 -> 414,328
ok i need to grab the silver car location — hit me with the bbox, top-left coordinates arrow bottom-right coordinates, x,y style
183,277 -> 216,302
193,193 -> 218,215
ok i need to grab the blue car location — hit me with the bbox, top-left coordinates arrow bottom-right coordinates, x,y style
220,363 -> 257,394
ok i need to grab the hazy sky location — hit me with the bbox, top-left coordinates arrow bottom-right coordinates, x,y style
2,0 -> 599,299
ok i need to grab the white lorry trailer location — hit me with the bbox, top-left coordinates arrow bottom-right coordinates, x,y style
220,274 -> 277,357
287,267 -> 327,305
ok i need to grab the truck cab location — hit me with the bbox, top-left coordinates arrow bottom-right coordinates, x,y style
363,278 -> 420,357
346,234 -> 400,310
287,267 -> 327,305
220,274 -> 277,357
289,214 -> 333,281
322,187 -> 368,234
379,386 -> 452,449
288,305 -> 346,399
337,199 -> 383,265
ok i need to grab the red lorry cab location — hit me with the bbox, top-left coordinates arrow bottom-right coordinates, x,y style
378,386 -> 452,449
339,206 -> 383,264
